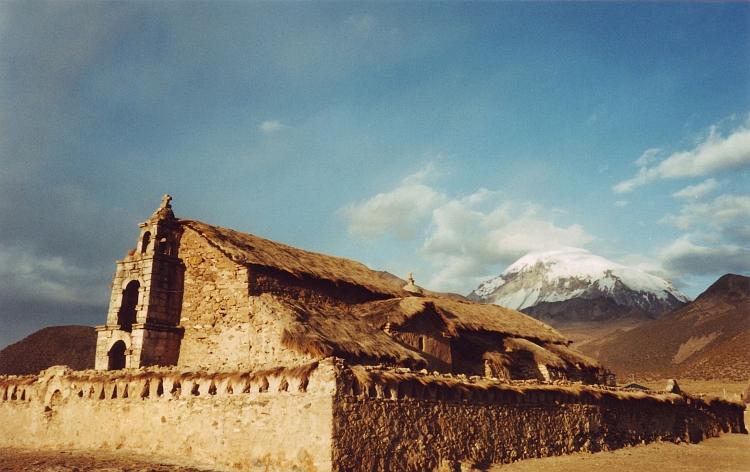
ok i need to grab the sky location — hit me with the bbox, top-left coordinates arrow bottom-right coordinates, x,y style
0,1 -> 748,348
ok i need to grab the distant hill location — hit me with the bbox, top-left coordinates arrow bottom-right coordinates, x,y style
0,325 -> 96,375
578,274 -> 750,381
469,248 -> 690,323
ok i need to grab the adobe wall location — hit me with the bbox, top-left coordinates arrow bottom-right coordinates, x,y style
0,361 -> 337,472
177,228 -> 315,369
332,368 -> 747,472
2,360 -> 745,472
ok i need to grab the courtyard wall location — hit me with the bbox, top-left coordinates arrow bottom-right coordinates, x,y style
0,359 -> 745,472
332,367 -> 746,471
0,362 -> 335,471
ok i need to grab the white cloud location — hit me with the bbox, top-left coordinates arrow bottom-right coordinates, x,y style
615,200 -> 628,207
611,117 -> 750,286
614,121 -> 750,193
338,166 -> 596,293
612,167 -> 658,194
659,236 -> 750,276
259,120 -> 285,133
635,148 -> 661,167
671,178 -> 719,200
660,193 -> 750,232
421,197 -> 595,292
336,167 -> 445,241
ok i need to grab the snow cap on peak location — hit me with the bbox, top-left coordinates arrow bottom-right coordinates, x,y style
470,247 -> 691,313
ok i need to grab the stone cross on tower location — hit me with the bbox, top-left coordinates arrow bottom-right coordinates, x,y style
150,194 -> 175,222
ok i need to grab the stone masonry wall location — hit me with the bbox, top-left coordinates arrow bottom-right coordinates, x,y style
177,228 -> 252,368
177,228 -> 314,369
1,360 -> 745,472
332,368 -> 747,471
0,361 -> 337,471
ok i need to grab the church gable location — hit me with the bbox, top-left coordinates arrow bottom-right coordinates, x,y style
174,226 -> 256,369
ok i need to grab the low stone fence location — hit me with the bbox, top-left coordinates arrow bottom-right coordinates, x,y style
333,366 -> 747,471
0,360 -> 745,472
0,361 -> 335,471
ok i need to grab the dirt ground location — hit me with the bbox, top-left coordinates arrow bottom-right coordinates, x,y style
0,447 -> 216,472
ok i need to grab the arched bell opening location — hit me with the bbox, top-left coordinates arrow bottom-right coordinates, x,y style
140,231 -> 151,253
108,340 -> 127,370
117,280 -> 139,332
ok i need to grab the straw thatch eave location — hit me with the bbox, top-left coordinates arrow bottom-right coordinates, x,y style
254,294 -> 427,368
180,220 -> 408,300
503,337 -> 568,370
354,297 -> 458,337
351,296 -> 568,345
542,342 -> 602,370
431,298 -> 567,344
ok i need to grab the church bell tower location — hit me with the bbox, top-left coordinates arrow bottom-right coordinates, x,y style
95,195 -> 186,370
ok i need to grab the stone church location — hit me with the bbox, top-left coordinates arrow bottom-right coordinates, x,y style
2,196 -> 745,472
95,196 -> 601,383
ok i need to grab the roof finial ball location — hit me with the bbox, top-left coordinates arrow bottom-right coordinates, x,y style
403,271 -> 423,295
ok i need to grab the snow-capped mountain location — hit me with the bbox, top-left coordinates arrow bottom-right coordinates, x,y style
468,248 -> 691,323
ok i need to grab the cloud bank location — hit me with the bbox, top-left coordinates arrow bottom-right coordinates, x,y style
659,237 -> 750,276
658,185 -> 750,280
338,167 -> 595,292
614,121 -> 750,193
336,167 -> 445,241
611,117 -> 750,289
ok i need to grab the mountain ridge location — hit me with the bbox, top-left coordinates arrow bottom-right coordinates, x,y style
577,274 -> 750,381
468,247 -> 690,323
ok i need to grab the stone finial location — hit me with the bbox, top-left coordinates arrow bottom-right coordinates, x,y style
150,194 -> 175,221
403,271 -> 423,295
665,379 -> 681,394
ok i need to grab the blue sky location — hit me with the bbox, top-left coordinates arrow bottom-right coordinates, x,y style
1,1 -> 748,347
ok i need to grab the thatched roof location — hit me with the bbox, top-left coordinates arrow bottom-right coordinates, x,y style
502,337 -> 568,370
354,297 -> 457,336
375,271 -> 470,301
542,342 -> 602,370
254,294 -> 426,368
181,220 -> 407,299
178,219 -> 578,369
351,296 -> 568,345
